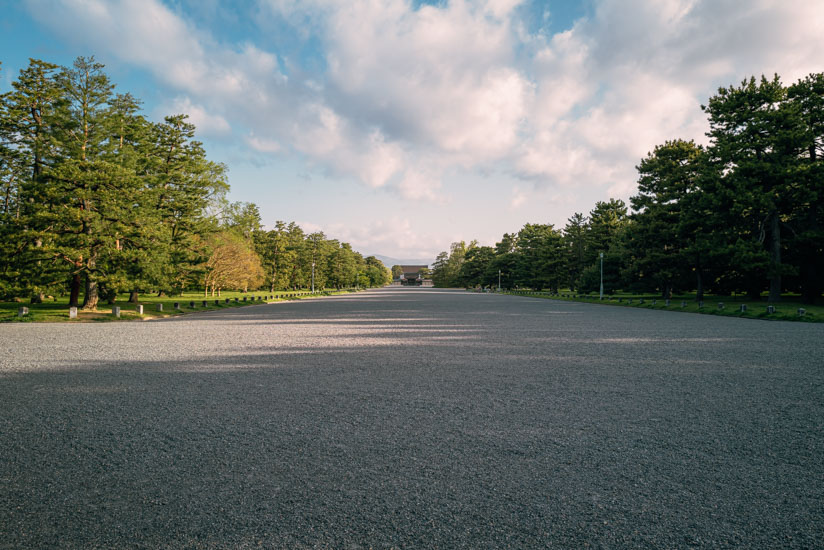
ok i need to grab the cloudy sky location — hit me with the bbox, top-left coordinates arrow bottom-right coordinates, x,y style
2,0 -> 823,261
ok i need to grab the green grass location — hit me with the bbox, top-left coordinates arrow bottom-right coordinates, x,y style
1,288 -> 360,323
503,290 -> 824,323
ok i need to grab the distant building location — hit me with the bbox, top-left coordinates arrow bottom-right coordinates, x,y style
393,265 -> 432,286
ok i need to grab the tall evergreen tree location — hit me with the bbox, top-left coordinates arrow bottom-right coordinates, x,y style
703,75 -> 803,302
787,73 -> 824,303
563,213 -> 588,291
627,140 -> 703,298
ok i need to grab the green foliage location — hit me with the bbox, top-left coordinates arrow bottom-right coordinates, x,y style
0,56 -> 384,307
624,140 -> 704,297
434,71 -> 824,305
563,213 -> 588,291
431,241 -> 470,287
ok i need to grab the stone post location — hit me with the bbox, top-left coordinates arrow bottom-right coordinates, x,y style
189,301 -> 196,308
157,303 -> 164,311
798,308 -> 806,316
202,300 -> 207,307
112,306 -> 121,318
665,299 -> 670,307
739,304 -> 747,313
681,301 -> 686,308
18,307 -> 28,317
767,305 -> 775,314
69,307 -> 77,319
136,305 -> 144,315
718,303 -> 724,310
174,302 -> 180,309
215,300 -> 220,306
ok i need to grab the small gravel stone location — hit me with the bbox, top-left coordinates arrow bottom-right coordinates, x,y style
1,288 -> 822,548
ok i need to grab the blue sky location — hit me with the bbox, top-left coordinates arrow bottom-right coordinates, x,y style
2,0 -> 822,262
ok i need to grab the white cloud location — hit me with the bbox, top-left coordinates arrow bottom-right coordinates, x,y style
513,0 -> 824,198
159,96 -> 231,136
298,217 -> 444,261
245,134 -> 282,153
509,186 -> 527,210
396,169 -> 444,202
24,0 -> 824,227
322,0 -> 530,165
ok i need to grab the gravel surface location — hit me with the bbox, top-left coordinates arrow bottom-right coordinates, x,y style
1,288 -> 823,548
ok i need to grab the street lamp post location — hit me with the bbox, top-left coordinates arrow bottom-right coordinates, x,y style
498,269 -> 501,292
311,262 -> 315,293
599,252 -> 604,300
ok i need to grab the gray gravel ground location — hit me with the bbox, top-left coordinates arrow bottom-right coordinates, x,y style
1,288 -> 823,549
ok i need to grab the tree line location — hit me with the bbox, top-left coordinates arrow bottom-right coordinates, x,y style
432,73 -> 823,304
0,57 -> 391,308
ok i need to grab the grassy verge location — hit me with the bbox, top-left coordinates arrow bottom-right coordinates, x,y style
1,288 -> 361,323
501,290 -> 823,323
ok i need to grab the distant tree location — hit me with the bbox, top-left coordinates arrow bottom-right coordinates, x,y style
563,213 -> 588,291
431,241 -> 470,287
626,139 -> 704,298
222,201 -> 262,242
514,223 -> 564,291
488,234 -> 518,289
364,256 -> 391,287
431,251 -> 450,287
458,246 -> 494,288
204,231 -> 264,295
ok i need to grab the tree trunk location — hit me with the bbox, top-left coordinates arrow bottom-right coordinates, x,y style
69,274 -> 81,307
768,211 -> 781,302
128,290 -> 139,303
800,255 -> 819,305
801,188 -> 821,304
82,270 -> 99,310
3,173 -> 14,215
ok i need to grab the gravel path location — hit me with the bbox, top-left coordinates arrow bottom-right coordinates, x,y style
1,288 -> 823,548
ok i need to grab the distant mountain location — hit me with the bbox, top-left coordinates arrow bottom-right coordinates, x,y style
370,254 -> 433,268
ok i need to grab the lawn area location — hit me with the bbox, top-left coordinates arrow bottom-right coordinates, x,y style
504,290 -> 824,323
1,289 -> 358,323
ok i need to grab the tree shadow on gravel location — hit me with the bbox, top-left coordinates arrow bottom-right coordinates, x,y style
2,342 -> 823,549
